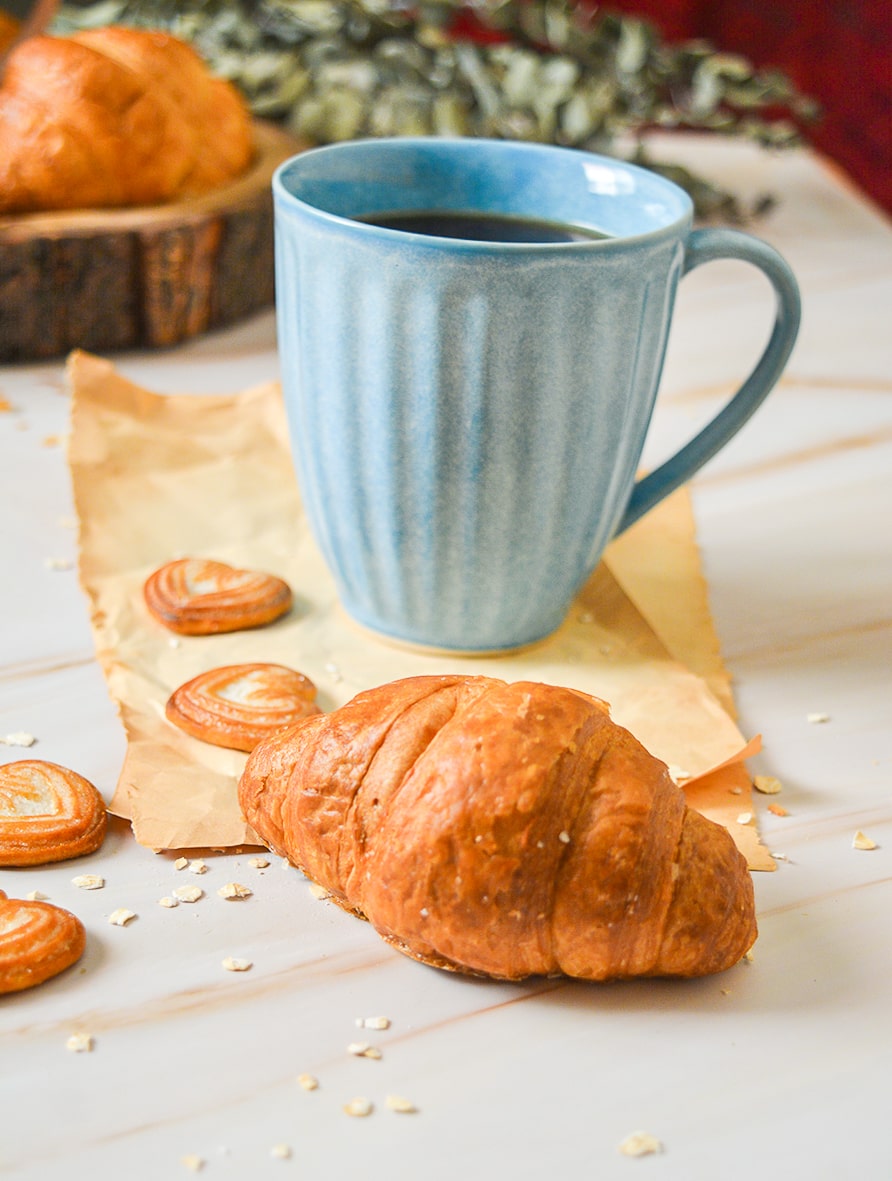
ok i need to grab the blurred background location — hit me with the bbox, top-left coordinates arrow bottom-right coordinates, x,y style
606,0 -> 892,215
4,0 -> 890,216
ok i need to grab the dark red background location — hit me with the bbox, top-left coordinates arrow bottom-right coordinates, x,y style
607,0 -> 892,215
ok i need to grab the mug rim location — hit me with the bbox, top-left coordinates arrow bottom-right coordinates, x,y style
273,136 -> 694,250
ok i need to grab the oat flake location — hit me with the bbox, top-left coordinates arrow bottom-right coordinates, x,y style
270,1144 -> 292,1160
1,732 -> 36,747
297,1073 -> 319,1091
348,1041 -> 382,1059
618,1131 -> 663,1157
359,1016 -> 391,1030
108,908 -> 136,926
222,957 -> 253,972
180,1155 -> 204,1173
249,857 -> 270,869
72,874 -> 104,890
174,857 -> 189,870
159,896 -> 179,908
172,886 -> 203,903
66,1032 -> 93,1053
218,882 -> 252,900
853,830 -> 878,851
385,1095 -> 417,1114
344,1097 -> 373,1117
26,890 -> 49,901
753,774 -> 782,795
188,860 -> 208,875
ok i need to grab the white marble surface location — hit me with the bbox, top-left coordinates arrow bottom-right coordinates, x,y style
1,136 -> 891,1180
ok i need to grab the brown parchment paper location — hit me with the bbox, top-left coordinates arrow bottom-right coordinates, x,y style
66,350 -> 773,870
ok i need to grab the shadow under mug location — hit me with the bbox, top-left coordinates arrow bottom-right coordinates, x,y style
273,137 -> 801,653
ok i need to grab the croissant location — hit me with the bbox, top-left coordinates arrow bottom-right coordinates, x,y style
238,675 -> 757,981
0,27 -> 253,214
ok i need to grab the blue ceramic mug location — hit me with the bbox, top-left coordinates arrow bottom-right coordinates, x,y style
273,138 -> 800,652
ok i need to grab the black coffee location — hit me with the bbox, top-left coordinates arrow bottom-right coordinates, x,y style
357,210 -> 611,244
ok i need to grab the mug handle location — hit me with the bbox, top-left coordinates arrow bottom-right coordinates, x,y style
616,227 -> 801,534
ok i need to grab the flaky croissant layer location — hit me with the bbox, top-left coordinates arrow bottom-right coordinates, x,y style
239,675 -> 757,981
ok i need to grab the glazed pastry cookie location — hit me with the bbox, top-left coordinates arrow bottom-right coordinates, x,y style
0,761 -> 108,867
144,558 -> 293,635
166,663 -> 321,753
0,890 -> 87,994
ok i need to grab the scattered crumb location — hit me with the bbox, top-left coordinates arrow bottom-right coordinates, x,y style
853,830 -> 878,851
753,774 -> 782,795
72,874 -> 104,890
807,712 -> 830,724
1,732 -> 36,747
174,857 -> 189,870
308,882 -> 331,901
358,1016 -> 391,1031
270,1144 -> 292,1160
720,988 -> 731,997
108,908 -> 136,927
249,857 -> 270,869
558,830 -> 571,844
159,896 -> 179,908
222,957 -> 253,972
44,557 -> 73,571
297,1073 -> 319,1091
743,950 -> 755,963
188,860 -> 208,875
169,636 -> 181,649
770,851 -> 788,862
618,1131 -> 663,1158
767,803 -> 789,817
347,1041 -> 382,1060
217,882 -> 252,900
385,1094 -> 417,1113
180,1155 -> 204,1173
343,1097 -> 373,1117
736,812 -> 753,826
668,765 -> 691,784
26,890 -> 49,901
66,1032 -> 93,1053
42,434 -> 64,448
172,886 -> 204,903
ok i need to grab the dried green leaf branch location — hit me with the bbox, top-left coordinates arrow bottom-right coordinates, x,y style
55,0 -> 819,219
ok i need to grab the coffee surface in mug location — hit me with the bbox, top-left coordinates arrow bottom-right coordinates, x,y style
357,209 -> 611,244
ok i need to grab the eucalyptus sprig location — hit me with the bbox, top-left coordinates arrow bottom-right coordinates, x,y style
55,0 -> 819,219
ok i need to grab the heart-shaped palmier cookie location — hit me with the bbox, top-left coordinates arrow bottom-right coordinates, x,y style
144,558 -> 293,635
165,663 -> 322,752
0,760 -> 108,867
0,889 -> 86,994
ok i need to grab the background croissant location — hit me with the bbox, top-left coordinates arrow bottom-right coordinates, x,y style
239,675 -> 757,981
0,26 -> 253,214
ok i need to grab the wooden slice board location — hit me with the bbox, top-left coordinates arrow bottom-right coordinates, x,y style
0,120 -> 307,362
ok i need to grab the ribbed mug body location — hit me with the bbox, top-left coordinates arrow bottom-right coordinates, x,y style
274,139 -> 688,650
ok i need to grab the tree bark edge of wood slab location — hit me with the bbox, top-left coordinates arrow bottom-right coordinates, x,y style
0,121 -> 306,361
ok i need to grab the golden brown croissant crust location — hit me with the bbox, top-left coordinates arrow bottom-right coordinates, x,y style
239,675 -> 757,982
0,26 -> 253,214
